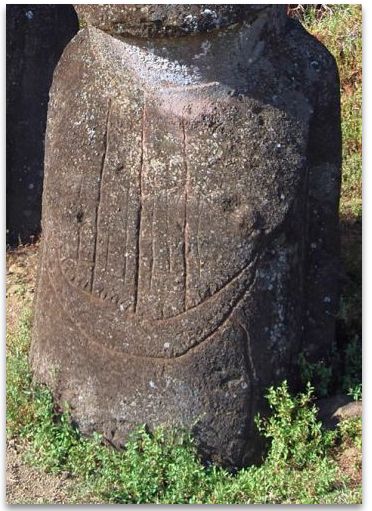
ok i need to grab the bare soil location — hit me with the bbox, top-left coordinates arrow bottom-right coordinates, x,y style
6,241 -> 74,504
6,437 -> 74,504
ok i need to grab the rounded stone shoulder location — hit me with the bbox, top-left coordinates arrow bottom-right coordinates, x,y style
74,4 -> 286,38
51,27 -> 131,85
284,18 -> 339,87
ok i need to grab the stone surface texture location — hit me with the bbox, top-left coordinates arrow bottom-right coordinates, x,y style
31,5 -> 342,467
75,4 -> 284,38
6,5 -> 78,245
318,395 -> 362,429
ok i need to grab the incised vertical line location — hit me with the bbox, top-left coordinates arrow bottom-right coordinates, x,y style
168,192 -> 173,275
122,184 -> 129,285
161,190 -> 170,319
133,97 -> 146,312
165,189 -> 170,272
76,176 -> 84,261
149,198 -> 155,291
91,98 -> 112,292
240,321 -> 257,382
197,195 -> 202,280
104,234 -> 110,271
182,119 -> 190,311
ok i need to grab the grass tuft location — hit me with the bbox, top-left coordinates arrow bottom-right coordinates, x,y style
6,314 -> 360,504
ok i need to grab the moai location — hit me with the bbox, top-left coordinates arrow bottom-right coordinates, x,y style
6,5 -> 78,245
31,5 -> 341,467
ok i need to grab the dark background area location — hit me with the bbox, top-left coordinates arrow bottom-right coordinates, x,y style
6,4 -> 78,246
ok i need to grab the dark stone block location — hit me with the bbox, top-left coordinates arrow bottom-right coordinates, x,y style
6,4 -> 78,246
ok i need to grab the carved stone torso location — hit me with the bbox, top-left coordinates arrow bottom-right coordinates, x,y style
31,5 -> 341,467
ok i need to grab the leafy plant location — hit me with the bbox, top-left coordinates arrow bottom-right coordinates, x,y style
6,309 -> 35,437
341,336 -> 362,393
347,383 -> 362,402
8,327 -> 352,505
255,381 -> 336,469
338,417 -> 362,451
298,353 -> 333,397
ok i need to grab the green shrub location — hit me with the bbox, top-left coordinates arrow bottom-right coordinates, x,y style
8,334 -> 350,505
6,309 -> 34,437
342,336 -> 362,393
298,353 -> 333,397
348,383 -> 362,402
7,305 -> 358,503
255,382 -> 336,469
338,417 -> 362,450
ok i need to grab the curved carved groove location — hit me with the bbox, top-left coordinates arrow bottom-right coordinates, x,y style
47,240 -> 263,358
60,227 -> 262,318
57,227 -> 261,319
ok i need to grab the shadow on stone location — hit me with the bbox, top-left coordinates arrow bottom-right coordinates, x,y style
6,4 -> 79,247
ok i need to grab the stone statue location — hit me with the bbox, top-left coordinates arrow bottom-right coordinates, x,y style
31,5 -> 341,467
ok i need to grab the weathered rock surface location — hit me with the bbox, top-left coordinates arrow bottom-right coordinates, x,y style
6,5 -> 78,245
75,4 -> 282,38
318,395 -> 362,429
31,5 -> 342,467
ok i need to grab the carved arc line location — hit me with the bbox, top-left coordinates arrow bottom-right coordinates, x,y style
91,98 -> 112,292
47,238 -> 263,359
46,250 -> 261,361
59,233 -> 263,322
